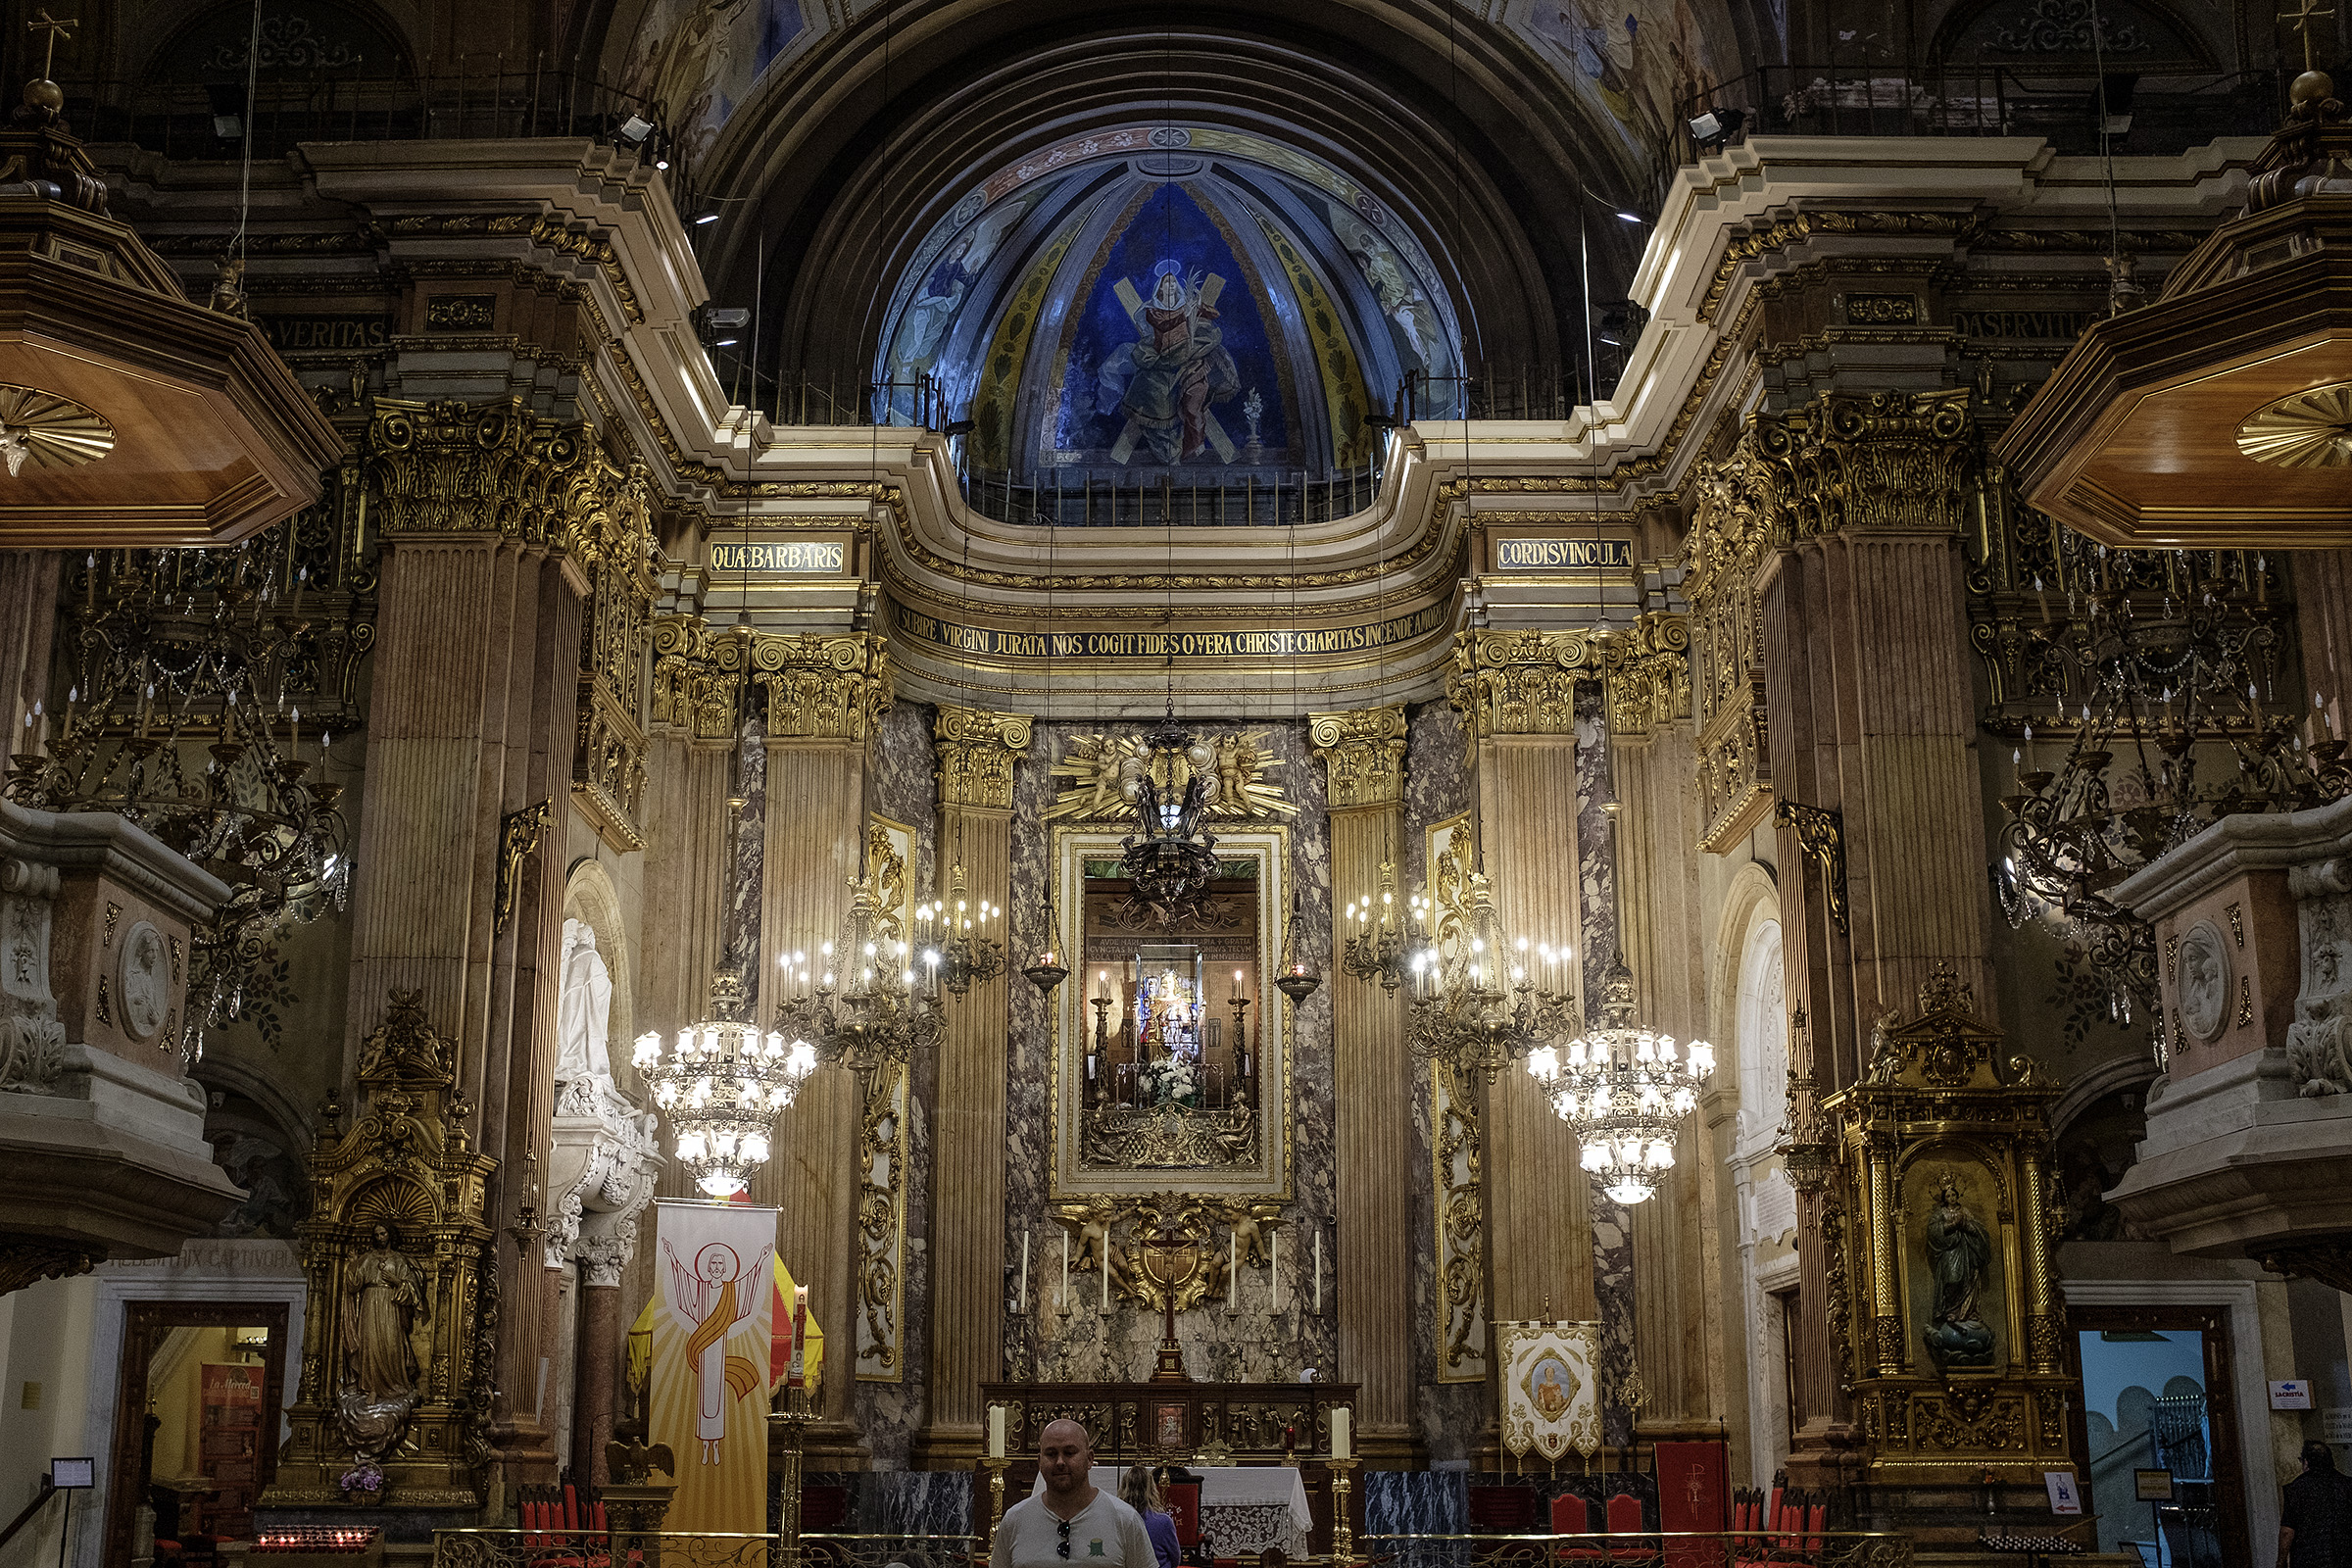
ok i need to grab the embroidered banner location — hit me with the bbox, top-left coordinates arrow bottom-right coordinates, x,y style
1495,1318 -> 1601,1460
650,1201 -> 776,1532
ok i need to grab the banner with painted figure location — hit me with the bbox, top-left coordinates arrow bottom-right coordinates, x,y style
1495,1318 -> 1602,1461
646,1201 -> 777,1533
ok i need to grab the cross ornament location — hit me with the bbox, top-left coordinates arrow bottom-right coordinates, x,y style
26,8 -> 74,79
2279,0 -> 2337,71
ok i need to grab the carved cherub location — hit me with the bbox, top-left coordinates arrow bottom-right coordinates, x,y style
1223,1201 -> 1287,1268
1053,1197 -> 1117,1272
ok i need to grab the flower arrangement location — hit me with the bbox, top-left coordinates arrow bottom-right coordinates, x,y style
336,1461 -> 385,1498
1138,1054 -> 1200,1108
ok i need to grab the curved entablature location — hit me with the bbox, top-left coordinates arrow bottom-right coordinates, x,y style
873,127 -> 1469,488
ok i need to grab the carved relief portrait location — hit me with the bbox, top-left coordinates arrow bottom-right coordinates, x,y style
2177,920 -> 2230,1043
119,919 -> 170,1041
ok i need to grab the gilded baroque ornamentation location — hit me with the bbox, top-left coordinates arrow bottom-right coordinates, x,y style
566,455 -> 660,852
268,991 -> 497,1509
1446,628 -> 1601,738
1774,800 -> 1851,936
1686,434 -> 1783,850
1046,732 -> 1292,821
648,619 -> 893,744
1048,1193 -> 1283,1313
854,1060 -> 909,1381
1599,613 -> 1692,737
1432,1059 -> 1489,1382
493,800 -> 554,937
0,1234 -> 94,1296
1307,706 -> 1408,809
933,707 -> 1034,810
1819,966 -> 2073,1483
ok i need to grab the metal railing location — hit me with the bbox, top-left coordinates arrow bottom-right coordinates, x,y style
431,1530 -> 983,1568
1670,64 -> 2287,164
1355,1531 -> 1916,1568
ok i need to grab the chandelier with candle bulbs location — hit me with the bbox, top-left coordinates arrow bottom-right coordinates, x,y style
776,875 -> 948,1071
1392,860 -> 1578,1081
1119,717 -> 1227,923
1341,859 -> 1411,991
1526,957 -> 1716,1204
634,969 -> 817,1198
921,858 -> 1004,997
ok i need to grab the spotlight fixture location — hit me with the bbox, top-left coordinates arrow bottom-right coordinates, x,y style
943,418 -> 975,437
615,115 -> 656,149
1688,107 -> 1746,150
694,304 -> 752,351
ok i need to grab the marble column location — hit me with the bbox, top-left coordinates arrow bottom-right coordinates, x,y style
1452,637 -> 1597,1333
643,618 -> 749,1038
919,707 -> 1030,1464
1310,706 -> 1415,1460
574,1243 -> 627,1486
749,632 -> 890,1462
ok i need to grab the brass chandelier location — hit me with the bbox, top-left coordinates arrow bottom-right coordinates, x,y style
775,873 -> 948,1072
1118,715 -> 1225,923
5,536 -> 362,1046
1989,544 -> 2347,1030
1399,862 -> 1577,1081
1341,858 -> 1410,990
920,857 -> 1004,996
633,970 -> 817,1198
1526,958 -> 1716,1204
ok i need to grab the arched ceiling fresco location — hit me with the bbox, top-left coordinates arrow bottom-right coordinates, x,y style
873,128 -> 1467,485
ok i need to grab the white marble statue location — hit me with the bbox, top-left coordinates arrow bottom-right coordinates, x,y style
556,918 -> 614,1090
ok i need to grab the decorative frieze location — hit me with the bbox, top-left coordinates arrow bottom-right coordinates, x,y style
855,1060 -> 910,1381
1308,706 -> 1408,808
933,707 -> 1034,810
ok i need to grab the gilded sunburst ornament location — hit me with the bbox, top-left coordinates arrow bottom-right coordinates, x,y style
2235,381 -> 2352,469
0,384 -> 113,476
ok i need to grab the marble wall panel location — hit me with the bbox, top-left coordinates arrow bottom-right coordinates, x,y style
1574,683 -> 1637,1448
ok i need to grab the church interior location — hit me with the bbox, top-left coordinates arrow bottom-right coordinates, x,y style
0,0 -> 2348,1566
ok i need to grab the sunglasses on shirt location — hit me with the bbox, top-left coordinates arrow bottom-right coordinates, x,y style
1056,1519 -> 1073,1559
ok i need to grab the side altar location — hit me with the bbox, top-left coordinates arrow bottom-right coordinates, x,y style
977,1381 -> 1359,1551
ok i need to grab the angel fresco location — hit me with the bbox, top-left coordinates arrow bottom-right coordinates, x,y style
1099,261 -> 1243,466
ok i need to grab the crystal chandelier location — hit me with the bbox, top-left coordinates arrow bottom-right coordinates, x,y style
1988,544 -> 2347,1028
633,970 -> 817,1197
1341,859 -> 1410,991
920,858 -> 1004,996
1400,864 -> 1577,1080
1120,716 -> 1225,923
1526,958 -> 1716,1204
776,875 -> 947,1071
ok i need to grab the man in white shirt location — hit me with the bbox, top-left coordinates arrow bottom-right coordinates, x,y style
993,1419 -> 1157,1568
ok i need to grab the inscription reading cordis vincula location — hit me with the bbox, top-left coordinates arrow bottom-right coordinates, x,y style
1493,538 -> 1634,570
710,541 -> 848,574
895,600 -> 1449,661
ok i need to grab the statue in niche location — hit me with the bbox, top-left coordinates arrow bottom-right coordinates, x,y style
557,919 -> 616,1117
1920,1174 -> 1996,1367
336,1221 -> 429,1458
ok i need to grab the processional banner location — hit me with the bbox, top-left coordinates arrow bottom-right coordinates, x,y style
1495,1318 -> 1601,1460
650,1200 -> 776,1533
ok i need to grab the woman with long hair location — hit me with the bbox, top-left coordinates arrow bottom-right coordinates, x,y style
1119,1465 -> 1181,1568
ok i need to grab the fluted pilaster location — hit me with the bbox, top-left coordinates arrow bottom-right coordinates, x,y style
921,706 -> 1029,1462
1310,705 -> 1414,1456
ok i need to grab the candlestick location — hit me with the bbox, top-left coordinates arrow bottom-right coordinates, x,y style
1314,1231 -> 1322,1315
1021,1230 -> 1030,1312
1272,1230 -> 1282,1311
1102,1248 -> 1111,1310
1061,1228 -> 1068,1309
1229,1232 -> 1238,1308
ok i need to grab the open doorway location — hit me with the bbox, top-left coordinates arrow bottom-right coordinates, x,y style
103,1302 -> 288,1568
2068,1305 -> 2246,1568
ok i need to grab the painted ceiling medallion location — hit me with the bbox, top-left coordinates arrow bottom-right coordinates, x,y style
0,385 -> 113,477
2235,381 -> 2352,469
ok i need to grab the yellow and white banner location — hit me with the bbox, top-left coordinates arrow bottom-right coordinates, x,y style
651,1200 -> 776,1532
1496,1317 -> 1602,1461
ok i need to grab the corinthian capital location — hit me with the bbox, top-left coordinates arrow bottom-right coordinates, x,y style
1307,706 -> 1408,808
934,707 -> 1033,809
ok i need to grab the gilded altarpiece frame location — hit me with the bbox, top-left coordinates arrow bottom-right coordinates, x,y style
855,812 -> 916,1383
1819,968 -> 2073,1485
1426,811 -> 1489,1383
1048,827 -> 1294,1201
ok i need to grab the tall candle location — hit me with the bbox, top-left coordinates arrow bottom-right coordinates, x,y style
1021,1230 -> 1031,1310
1272,1231 -> 1282,1310
1102,1249 -> 1111,1310
988,1404 -> 1007,1459
1332,1406 -> 1351,1461
1229,1232 -> 1238,1308
1061,1229 -> 1069,1310
789,1285 -> 808,1387
1314,1232 -> 1323,1315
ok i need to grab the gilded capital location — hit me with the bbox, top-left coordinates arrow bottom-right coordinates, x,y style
1446,627 -> 1600,738
1307,705 -> 1408,808
648,620 -> 892,743
368,395 -> 588,545
934,706 -> 1033,809
1601,613 -> 1692,738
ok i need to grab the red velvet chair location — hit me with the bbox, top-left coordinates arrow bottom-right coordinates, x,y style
1552,1492 -> 1608,1561
1604,1494 -> 1655,1567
